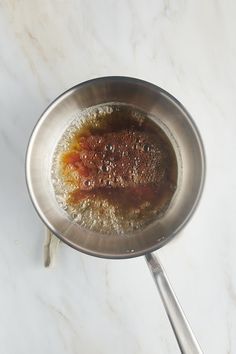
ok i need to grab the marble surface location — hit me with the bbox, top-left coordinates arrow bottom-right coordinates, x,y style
0,0 -> 236,353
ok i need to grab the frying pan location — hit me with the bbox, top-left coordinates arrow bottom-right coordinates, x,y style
26,77 -> 205,354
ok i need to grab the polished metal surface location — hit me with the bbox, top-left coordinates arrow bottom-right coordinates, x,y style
26,77 -> 206,353
26,76 -> 205,258
146,253 -> 203,354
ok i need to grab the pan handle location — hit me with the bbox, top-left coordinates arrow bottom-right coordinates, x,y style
43,228 -> 60,267
145,253 -> 203,354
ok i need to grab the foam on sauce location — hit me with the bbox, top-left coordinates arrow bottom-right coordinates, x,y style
51,104 -> 178,234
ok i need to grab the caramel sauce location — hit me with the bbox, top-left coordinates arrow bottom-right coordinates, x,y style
58,106 -> 177,223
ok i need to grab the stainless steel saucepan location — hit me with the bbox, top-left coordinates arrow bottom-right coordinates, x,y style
26,77 -> 205,354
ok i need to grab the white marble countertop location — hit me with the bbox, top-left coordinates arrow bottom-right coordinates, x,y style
1,1 -> 236,353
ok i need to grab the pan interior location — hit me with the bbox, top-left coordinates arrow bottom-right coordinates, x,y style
51,102 -> 178,236
26,77 -> 205,258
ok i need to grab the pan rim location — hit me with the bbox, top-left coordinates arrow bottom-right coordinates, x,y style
25,76 -> 206,259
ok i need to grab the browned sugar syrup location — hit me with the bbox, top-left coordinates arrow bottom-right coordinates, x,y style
52,104 -> 178,234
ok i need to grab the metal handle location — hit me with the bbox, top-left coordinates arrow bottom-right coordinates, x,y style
43,228 -> 60,267
145,253 -> 203,354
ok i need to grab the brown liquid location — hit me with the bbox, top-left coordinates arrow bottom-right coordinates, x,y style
54,104 -> 178,234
